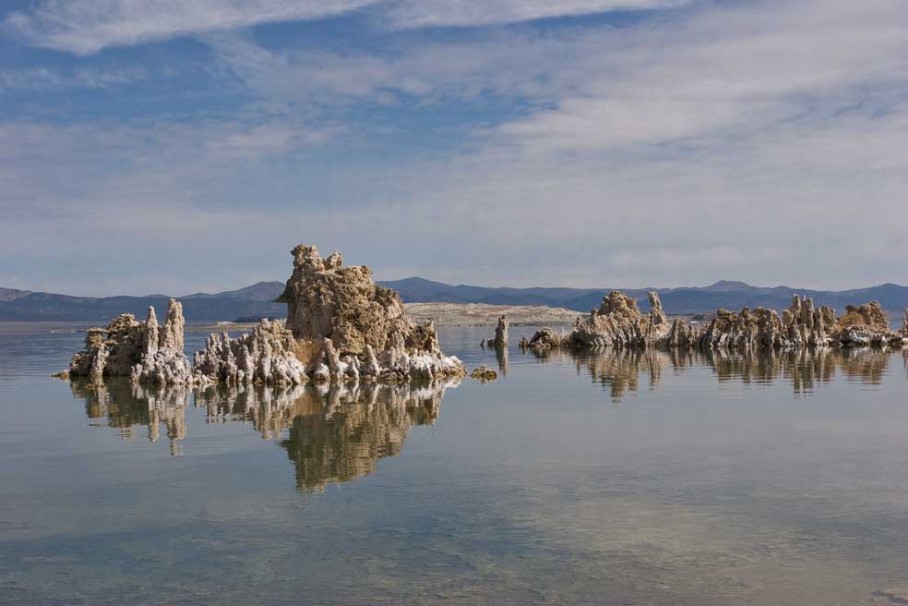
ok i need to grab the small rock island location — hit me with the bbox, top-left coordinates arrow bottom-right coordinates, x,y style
522,291 -> 908,353
67,244 -> 465,385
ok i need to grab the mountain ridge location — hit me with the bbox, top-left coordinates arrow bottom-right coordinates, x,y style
0,279 -> 905,322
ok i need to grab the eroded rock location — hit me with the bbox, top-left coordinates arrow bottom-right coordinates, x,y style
695,295 -> 903,350
192,319 -> 308,386
195,244 -> 465,385
492,315 -> 508,348
279,244 -> 412,354
526,292 -> 905,354
70,299 -> 192,383
470,365 -> 498,382
526,327 -> 563,353
561,291 -> 672,350
270,244 -> 464,382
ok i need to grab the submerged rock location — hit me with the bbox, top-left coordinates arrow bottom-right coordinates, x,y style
469,366 -> 498,382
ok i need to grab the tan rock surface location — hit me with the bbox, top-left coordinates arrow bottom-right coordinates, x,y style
70,298 -> 191,383
197,244 -> 465,384
563,291 -> 672,349
492,315 -> 508,348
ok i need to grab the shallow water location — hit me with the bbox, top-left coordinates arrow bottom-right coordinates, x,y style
1,323 -> 907,605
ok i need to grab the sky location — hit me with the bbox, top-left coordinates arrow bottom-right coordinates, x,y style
0,0 -> 906,296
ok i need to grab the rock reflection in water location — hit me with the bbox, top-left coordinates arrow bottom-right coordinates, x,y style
571,349 -> 667,401
71,379 -> 457,489
279,382 -> 448,492
531,347 -> 898,401
73,379 -> 189,455
496,346 -> 509,377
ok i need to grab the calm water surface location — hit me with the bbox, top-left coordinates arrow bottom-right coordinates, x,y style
1,323 -> 907,605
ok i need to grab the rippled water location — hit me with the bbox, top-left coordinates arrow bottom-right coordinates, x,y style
1,323 -> 907,605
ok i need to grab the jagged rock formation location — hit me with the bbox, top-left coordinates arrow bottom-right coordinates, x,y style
697,296 -> 907,350
524,327 -> 563,353
192,319 -> 308,386
66,245 -> 464,385
69,299 -> 191,383
695,295 -> 833,350
279,245 -> 427,354
132,300 -> 193,384
561,291 -> 672,350
527,291 -> 905,354
267,244 -> 464,383
903,307 -> 908,336
492,315 -> 508,348
833,301 -> 902,347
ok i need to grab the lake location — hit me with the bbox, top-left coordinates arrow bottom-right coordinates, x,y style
1,323 -> 907,605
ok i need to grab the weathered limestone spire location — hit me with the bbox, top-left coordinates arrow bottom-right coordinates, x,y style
144,306 -> 159,355
160,298 -> 184,353
648,292 -> 667,326
493,315 -> 509,348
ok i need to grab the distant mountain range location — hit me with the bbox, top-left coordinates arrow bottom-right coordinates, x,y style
383,278 -> 908,317
0,279 -> 906,322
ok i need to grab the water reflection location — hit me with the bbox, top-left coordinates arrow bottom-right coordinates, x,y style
279,383 -> 445,492
571,349 -> 667,401
533,347 -> 900,401
70,379 -> 457,489
495,345 -> 509,376
74,380 -> 189,455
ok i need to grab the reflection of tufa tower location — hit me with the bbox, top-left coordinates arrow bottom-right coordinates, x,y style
72,379 -> 189,455
526,348 -> 898,402
280,383 -> 447,492
72,377 -> 457,485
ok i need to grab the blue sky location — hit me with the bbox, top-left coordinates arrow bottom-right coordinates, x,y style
0,0 -> 905,296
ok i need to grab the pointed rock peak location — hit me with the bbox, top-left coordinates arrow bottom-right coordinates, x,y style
648,291 -> 667,325
160,298 -> 185,352
291,244 -> 325,272
325,251 -> 343,270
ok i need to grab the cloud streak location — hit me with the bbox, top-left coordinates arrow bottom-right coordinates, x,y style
2,0 -> 691,55
385,0 -> 690,28
2,0 -> 379,55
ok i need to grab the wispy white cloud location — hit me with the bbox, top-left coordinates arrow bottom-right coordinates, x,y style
494,0 -> 908,151
2,0 -> 379,55
2,0 -> 692,55
385,0 -> 690,28
204,30 -> 581,107
0,65 -> 149,91
1,0 -> 906,294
